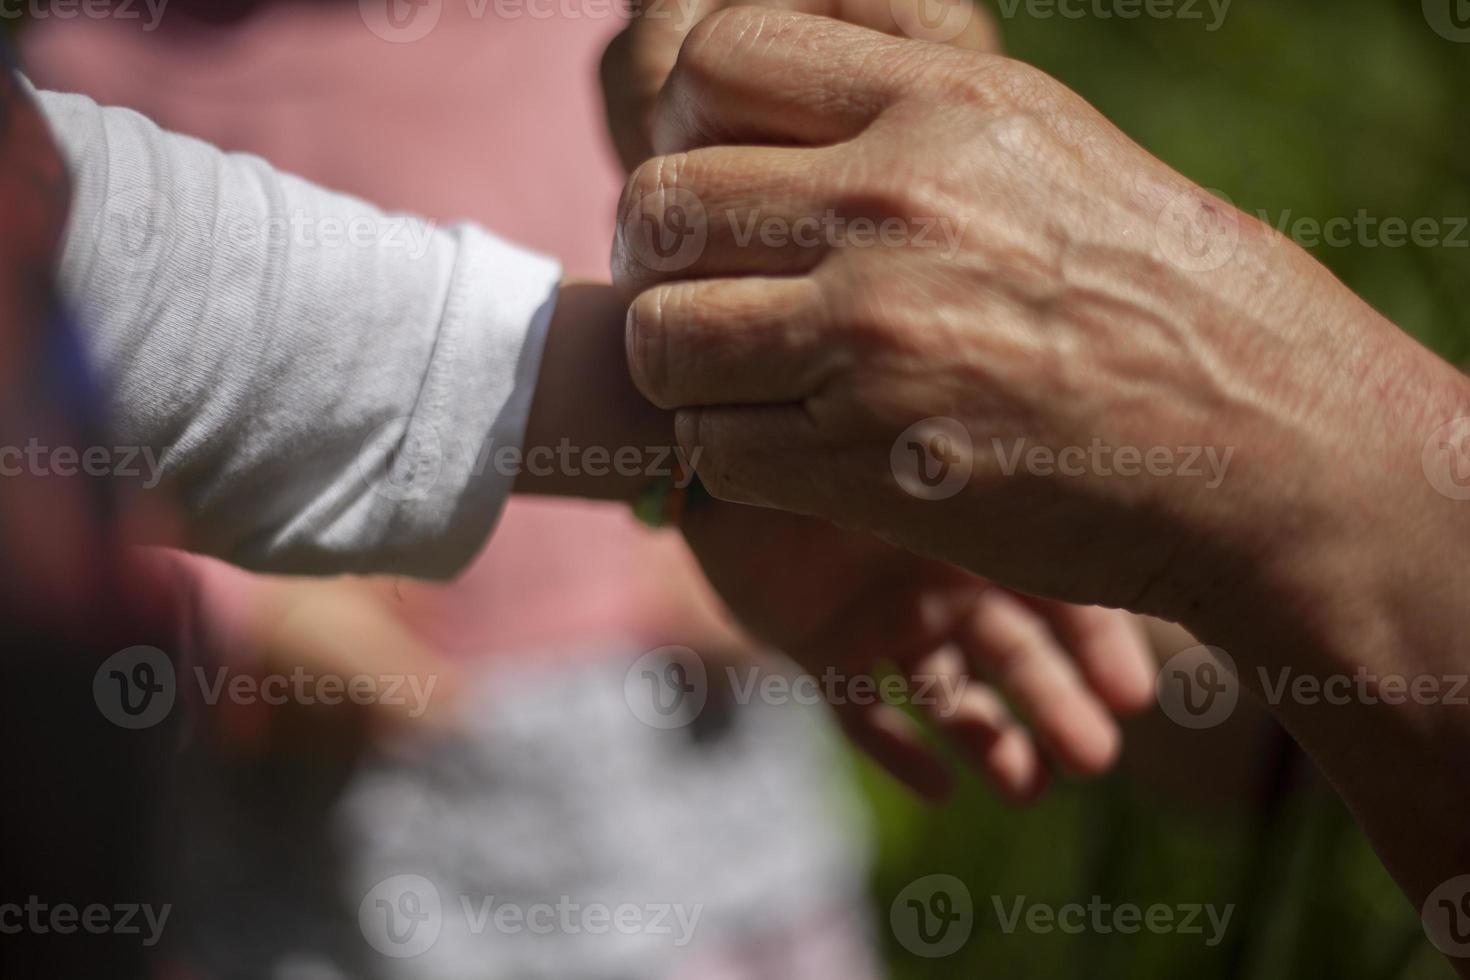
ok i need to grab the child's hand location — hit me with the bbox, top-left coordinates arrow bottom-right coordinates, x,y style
681,501 -> 1154,802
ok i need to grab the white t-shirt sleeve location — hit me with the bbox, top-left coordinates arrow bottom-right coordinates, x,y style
35,85 -> 562,579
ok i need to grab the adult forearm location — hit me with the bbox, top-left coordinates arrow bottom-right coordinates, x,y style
1163,298 -> 1470,954
1203,507 -> 1470,966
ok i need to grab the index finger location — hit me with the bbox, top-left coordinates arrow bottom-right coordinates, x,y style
652,8 -> 921,154
606,0 -> 997,169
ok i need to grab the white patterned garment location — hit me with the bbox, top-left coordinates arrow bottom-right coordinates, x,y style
33,82 -> 561,579
172,650 -> 881,980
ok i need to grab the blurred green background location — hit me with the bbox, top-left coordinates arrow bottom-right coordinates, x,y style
864,2 -> 1466,977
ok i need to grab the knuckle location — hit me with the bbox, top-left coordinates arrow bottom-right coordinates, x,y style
835,273 -> 918,354
839,177 -> 921,226
976,107 -> 1061,167
680,6 -> 771,72
624,150 -> 689,205
832,145 -> 947,230
615,152 -> 702,286
685,415 -> 761,506
659,13 -> 765,150
840,283 -> 896,349
947,55 -> 1052,111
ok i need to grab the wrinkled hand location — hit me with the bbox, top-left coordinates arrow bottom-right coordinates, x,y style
682,500 -> 1153,801
613,9 -> 1455,619
599,0 -> 998,171
530,282 -> 1154,800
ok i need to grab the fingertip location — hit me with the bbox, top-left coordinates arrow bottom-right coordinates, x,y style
1106,664 -> 1158,717
982,726 -> 1050,805
1092,620 -> 1160,717
1060,715 -> 1121,778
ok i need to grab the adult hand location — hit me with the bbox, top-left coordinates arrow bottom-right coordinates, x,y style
680,500 -> 1154,801
612,9 -> 1468,623
524,281 -> 1155,800
613,13 -> 1470,949
599,0 -> 998,171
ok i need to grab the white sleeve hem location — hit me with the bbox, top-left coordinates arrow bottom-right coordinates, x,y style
389,229 -> 561,579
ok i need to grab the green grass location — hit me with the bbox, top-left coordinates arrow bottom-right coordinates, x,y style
862,754 -> 1450,978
